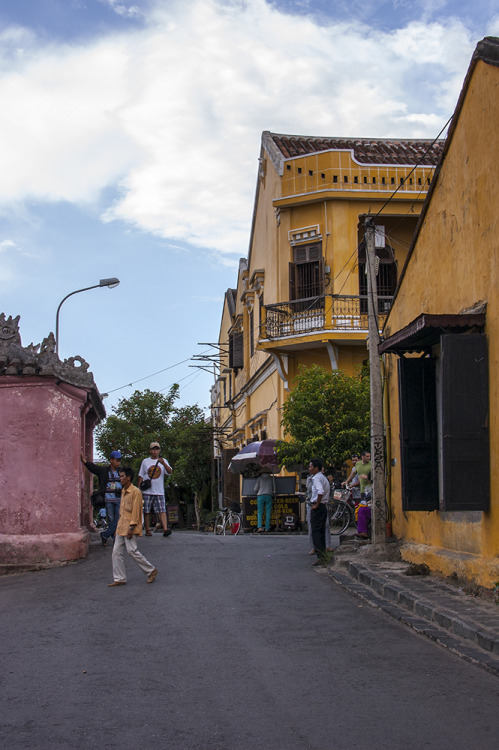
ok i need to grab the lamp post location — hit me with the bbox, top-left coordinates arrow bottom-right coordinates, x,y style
55,277 -> 120,356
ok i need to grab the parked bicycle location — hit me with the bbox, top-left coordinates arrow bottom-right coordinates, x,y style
213,503 -> 244,536
328,486 -> 356,535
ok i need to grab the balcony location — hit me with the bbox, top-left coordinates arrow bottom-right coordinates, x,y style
261,295 -> 393,340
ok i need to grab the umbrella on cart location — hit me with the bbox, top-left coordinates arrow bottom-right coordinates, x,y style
228,439 -> 279,475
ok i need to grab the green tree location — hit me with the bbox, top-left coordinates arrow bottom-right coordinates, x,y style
95,388 -> 213,523
95,386 -> 179,473
277,364 -> 370,471
167,404 -> 213,527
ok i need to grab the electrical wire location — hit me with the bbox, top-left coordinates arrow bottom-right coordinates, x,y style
141,120 -> 453,419
105,350 -> 213,395
327,123 -> 449,300
373,117 -> 452,219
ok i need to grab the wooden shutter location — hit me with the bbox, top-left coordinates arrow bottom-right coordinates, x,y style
293,242 -> 321,263
317,256 -> 325,295
441,334 -> 489,511
398,357 -> 439,511
229,331 -> 244,370
289,262 -> 297,301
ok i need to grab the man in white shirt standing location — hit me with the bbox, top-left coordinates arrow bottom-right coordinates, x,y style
138,442 -> 173,538
308,458 -> 330,566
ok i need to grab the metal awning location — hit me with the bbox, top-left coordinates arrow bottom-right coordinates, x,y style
378,313 -> 485,355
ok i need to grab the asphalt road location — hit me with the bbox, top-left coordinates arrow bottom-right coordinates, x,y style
1,531 -> 498,750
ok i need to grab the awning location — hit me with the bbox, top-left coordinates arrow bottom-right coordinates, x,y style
378,312 -> 485,355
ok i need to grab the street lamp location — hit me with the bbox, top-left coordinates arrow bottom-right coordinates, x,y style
55,277 -> 120,355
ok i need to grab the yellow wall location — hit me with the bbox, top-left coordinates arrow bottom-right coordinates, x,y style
383,58 -> 499,586
214,136 -> 435,491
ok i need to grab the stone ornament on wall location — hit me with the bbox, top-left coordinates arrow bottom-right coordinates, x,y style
0,313 -> 96,389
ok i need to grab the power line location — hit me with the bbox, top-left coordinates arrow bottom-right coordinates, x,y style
374,117 -> 452,219
105,350 -> 213,395
331,121 -> 450,297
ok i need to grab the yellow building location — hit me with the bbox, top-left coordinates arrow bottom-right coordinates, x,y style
379,37 -> 499,587
212,131 -> 443,504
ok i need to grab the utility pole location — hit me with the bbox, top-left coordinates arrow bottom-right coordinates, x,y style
365,217 -> 386,544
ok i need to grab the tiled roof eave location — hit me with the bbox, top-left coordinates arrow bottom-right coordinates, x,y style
269,133 -> 444,166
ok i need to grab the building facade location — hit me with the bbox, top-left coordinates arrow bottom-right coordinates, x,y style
212,132 -> 443,504
379,37 -> 499,587
0,314 -> 105,571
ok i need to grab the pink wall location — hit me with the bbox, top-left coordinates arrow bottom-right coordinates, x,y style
0,376 -> 95,569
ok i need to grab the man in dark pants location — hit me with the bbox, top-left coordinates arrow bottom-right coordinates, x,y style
308,458 -> 330,566
81,450 -> 122,546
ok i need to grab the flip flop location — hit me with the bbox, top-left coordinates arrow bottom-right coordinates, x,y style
145,531 -> 152,536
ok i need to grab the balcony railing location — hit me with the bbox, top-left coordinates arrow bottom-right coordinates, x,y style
262,295 -> 393,340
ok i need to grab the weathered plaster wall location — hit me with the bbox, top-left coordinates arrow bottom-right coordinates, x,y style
383,56 -> 499,587
0,377 -> 90,568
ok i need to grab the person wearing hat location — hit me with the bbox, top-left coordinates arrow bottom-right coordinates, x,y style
81,449 -> 123,546
138,442 -> 172,537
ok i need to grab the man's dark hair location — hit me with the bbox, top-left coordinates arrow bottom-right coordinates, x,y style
351,453 -> 360,460
361,450 -> 370,457
119,466 -> 135,480
309,458 -> 323,471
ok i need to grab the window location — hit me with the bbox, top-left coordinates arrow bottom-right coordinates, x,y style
398,333 -> 489,511
289,243 -> 325,308
249,310 -> 254,357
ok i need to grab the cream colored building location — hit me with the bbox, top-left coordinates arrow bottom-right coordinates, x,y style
212,132 -> 443,504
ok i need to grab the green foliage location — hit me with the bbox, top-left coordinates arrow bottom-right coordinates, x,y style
95,388 -> 213,506
96,387 -> 179,473
167,404 -> 213,504
277,364 -> 370,470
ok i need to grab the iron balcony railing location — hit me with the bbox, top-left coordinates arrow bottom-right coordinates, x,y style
262,294 -> 393,339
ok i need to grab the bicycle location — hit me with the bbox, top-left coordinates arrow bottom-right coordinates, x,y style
213,506 -> 244,536
328,487 -> 356,535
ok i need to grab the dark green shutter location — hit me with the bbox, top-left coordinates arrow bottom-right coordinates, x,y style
398,357 -> 439,511
441,334 -> 489,511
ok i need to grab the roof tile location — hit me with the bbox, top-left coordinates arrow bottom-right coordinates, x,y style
270,133 -> 444,165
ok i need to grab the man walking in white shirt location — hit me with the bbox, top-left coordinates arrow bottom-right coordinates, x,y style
138,442 -> 173,537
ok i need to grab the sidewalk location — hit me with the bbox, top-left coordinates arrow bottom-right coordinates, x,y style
327,537 -> 499,677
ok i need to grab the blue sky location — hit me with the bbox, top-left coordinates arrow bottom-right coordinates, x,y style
0,0 -> 497,421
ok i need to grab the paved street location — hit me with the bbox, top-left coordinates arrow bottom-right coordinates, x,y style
1,531 -> 498,750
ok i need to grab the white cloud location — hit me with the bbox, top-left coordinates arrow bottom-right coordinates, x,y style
0,0 -> 489,258
100,0 -> 142,18
0,239 -> 17,252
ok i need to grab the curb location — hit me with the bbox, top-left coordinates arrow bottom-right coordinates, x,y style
328,561 -> 499,677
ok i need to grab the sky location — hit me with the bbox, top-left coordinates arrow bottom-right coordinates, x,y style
0,0 -> 497,420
